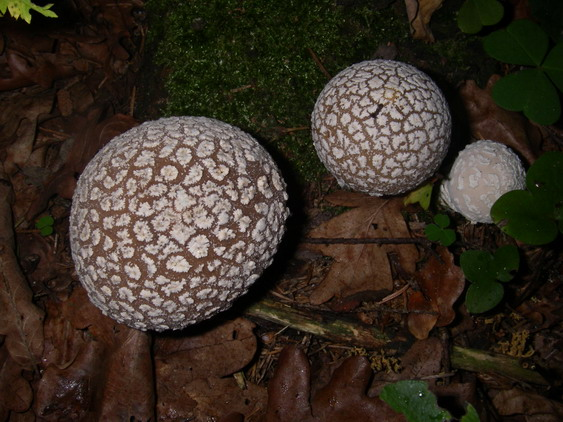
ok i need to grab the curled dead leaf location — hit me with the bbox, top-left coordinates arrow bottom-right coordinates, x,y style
459,77 -> 541,165
404,0 -> 444,42
0,163 -> 44,371
306,191 -> 418,306
265,345 -> 406,422
407,246 -> 465,339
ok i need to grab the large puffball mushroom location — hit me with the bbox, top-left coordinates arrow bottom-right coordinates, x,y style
311,59 -> 451,196
69,116 -> 289,331
439,140 -> 526,224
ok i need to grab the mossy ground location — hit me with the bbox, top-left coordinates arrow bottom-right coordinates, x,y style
140,0 -> 493,184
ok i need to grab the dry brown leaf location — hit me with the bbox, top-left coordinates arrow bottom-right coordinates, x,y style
187,377 -> 267,422
2,87 -> 54,174
0,347 -> 33,417
154,318 -> 259,420
404,0 -> 444,42
265,345 -> 406,422
492,387 -> 563,420
459,77 -> 542,165
35,286 -> 155,420
0,163 -> 44,371
306,191 -> 418,305
407,246 -> 465,339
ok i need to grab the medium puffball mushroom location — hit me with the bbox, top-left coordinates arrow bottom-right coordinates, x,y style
69,116 -> 289,331
439,140 -> 526,224
311,59 -> 451,196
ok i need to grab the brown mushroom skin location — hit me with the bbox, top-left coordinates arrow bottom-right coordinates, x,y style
312,60 -> 451,196
69,116 -> 288,331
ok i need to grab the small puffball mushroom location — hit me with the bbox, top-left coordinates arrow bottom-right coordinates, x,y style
439,140 -> 526,224
69,116 -> 289,331
311,59 -> 451,196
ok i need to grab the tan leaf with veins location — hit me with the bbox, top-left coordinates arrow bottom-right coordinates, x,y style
407,246 -> 465,339
306,191 -> 418,305
404,0 -> 444,42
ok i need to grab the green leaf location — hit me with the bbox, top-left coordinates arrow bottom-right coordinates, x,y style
0,0 -> 57,23
457,0 -> 504,34
492,69 -> 561,126
39,226 -> 53,236
461,403 -> 481,422
460,250 -> 495,284
380,380 -> 451,422
404,183 -> 433,210
526,151 -> 563,205
491,190 -> 558,245
528,0 -> 563,43
35,215 -> 54,230
543,42 -> 563,92
433,213 -> 450,229
484,19 -> 549,66
465,279 -> 504,313
491,245 -> 519,282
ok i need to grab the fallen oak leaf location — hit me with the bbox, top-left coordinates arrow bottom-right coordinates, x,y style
407,246 -> 465,339
459,76 -> 541,165
35,286 -> 155,420
265,345 -> 406,422
0,162 -> 44,371
154,318 -> 261,420
305,191 -> 418,306
404,0 -> 444,43
0,347 -> 33,416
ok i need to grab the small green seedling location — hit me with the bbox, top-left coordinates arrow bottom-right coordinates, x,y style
461,245 -> 519,313
483,19 -> 563,125
457,0 -> 504,34
35,215 -> 54,236
424,214 -> 456,247
491,151 -> 563,245
0,0 -> 57,23
404,183 -> 434,210
380,380 -> 480,422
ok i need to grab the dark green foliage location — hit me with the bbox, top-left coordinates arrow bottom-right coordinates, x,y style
424,213 -> 456,246
457,0 -> 503,34
461,245 -> 519,313
491,151 -> 563,245
35,215 -> 54,236
380,380 -> 480,422
483,20 -> 563,125
145,0 -> 407,181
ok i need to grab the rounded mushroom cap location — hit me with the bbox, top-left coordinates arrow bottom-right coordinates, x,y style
439,140 -> 526,224
69,116 -> 289,331
311,59 -> 451,196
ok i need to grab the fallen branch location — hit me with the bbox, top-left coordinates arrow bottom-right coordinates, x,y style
451,345 -> 549,385
245,297 -> 549,385
245,297 -> 389,349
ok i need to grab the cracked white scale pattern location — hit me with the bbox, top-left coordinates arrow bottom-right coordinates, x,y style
69,116 -> 288,331
312,60 -> 451,196
439,140 -> 526,224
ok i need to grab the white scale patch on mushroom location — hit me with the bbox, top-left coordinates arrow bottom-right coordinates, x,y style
439,140 -> 526,224
69,116 -> 289,331
311,60 -> 451,196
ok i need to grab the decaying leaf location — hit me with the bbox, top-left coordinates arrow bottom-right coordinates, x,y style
459,76 -> 542,165
404,0 -> 444,42
155,318 -> 262,420
407,246 -> 465,339
0,163 -> 44,371
492,387 -> 563,420
306,191 -> 418,305
265,345 -> 406,422
35,286 -> 155,421
0,347 -> 33,417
